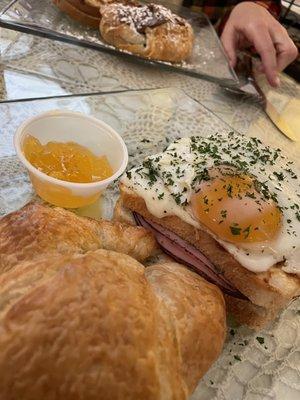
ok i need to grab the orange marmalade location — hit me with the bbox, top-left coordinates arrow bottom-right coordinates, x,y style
23,135 -> 113,183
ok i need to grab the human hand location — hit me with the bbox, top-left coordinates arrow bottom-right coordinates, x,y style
221,2 -> 298,87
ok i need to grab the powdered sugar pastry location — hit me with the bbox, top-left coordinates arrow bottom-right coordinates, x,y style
115,3 -> 186,33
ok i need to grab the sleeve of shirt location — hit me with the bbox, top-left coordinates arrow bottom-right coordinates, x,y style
253,1 -> 281,19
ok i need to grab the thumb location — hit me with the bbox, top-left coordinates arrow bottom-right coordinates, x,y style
221,25 -> 238,67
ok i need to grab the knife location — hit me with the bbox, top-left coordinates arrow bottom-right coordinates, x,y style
222,53 -> 300,142
253,70 -> 299,142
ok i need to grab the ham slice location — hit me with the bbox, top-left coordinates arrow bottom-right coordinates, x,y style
134,212 -> 246,299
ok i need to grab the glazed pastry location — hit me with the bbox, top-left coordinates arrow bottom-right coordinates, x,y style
53,0 -> 102,27
52,0 -> 134,28
68,0 -> 102,17
0,202 -> 158,274
0,250 -> 226,399
100,3 -> 194,62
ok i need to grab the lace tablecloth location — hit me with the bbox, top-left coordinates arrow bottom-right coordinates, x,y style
0,25 -> 265,134
0,2 -> 299,399
0,88 -> 299,400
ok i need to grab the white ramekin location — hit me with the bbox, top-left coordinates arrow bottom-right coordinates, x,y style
14,110 -> 128,208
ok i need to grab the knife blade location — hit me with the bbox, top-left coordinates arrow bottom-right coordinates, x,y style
221,53 -> 300,142
253,71 -> 299,142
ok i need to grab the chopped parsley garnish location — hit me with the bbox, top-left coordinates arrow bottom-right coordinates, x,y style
129,133 -> 300,224
234,355 -> 241,361
246,192 -> 256,199
243,225 -> 251,239
227,184 -> 233,198
285,168 -> 297,179
230,225 -> 241,236
221,209 -> 227,219
256,337 -> 265,345
192,168 -> 210,188
273,171 -> 284,181
143,159 -> 158,186
172,193 -> 187,206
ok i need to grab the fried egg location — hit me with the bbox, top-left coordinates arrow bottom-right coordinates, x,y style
122,132 -> 300,275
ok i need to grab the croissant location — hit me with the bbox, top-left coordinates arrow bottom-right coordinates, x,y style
0,249 -> 226,399
0,202 -> 158,274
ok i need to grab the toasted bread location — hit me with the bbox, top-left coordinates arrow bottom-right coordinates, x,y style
118,183 -> 300,329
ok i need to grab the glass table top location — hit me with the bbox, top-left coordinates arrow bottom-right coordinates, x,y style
0,2 -> 299,398
0,0 -> 238,85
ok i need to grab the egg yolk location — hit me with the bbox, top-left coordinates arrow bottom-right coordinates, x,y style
23,135 -> 113,184
191,173 -> 282,243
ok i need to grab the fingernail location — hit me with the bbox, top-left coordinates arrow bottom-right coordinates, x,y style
275,76 -> 280,87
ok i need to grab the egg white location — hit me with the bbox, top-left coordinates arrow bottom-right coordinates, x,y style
122,133 -> 300,275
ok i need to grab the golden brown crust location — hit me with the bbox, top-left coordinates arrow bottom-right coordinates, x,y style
224,294 -> 278,330
113,196 -> 136,225
53,0 -> 101,27
146,262 -> 226,393
67,0 -> 101,16
0,202 -> 158,274
119,183 -> 300,329
99,3 -> 194,62
0,250 -> 184,399
0,249 -> 225,399
52,0 -> 136,27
